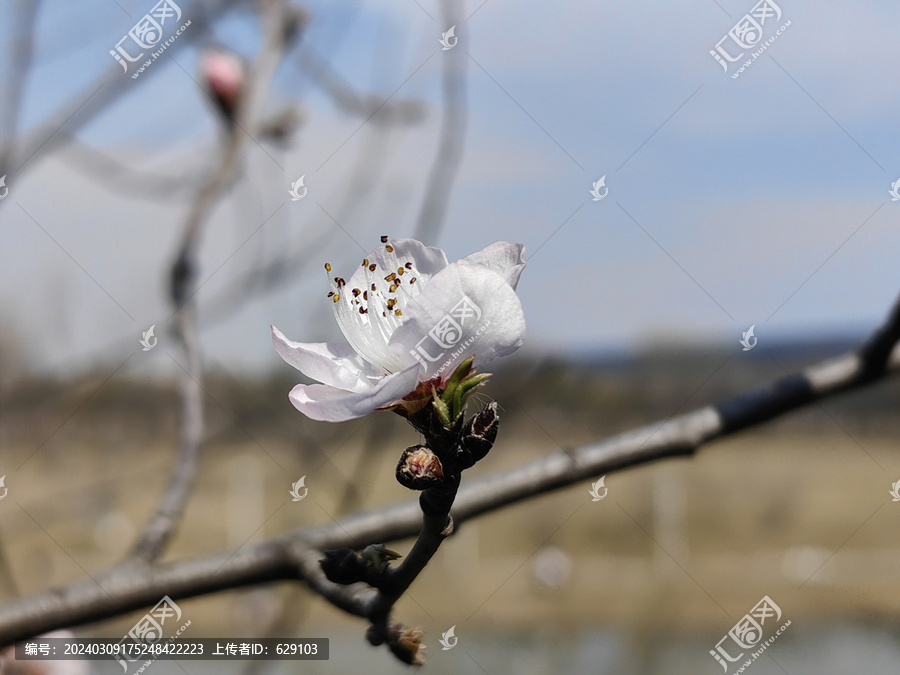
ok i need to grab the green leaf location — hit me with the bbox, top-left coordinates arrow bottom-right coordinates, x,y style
432,390 -> 452,428
440,357 -> 475,407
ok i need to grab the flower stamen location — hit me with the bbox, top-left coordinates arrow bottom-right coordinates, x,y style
323,235 -> 430,374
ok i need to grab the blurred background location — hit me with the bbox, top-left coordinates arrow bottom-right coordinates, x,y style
1,0 -> 899,673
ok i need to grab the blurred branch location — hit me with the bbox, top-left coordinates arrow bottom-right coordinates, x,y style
335,414 -> 394,515
298,47 -> 426,125
0,538 -> 19,601
54,134 -> 215,200
129,0 -> 301,564
1,288 -> 899,645
4,0 -> 434,373
0,0 -> 43,604
25,66 -> 416,373
413,0 -> 467,245
200,225 -> 333,325
0,0 -> 41,173
239,585 -> 311,675
1,0 -> 245,179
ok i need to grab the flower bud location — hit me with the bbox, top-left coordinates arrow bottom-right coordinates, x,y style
200,49 -> 245,122
458,401 -> 500,468
360,543 -> 402,574
320,548 -> 366,585
387,624 -> 426,666
396,445 -> 444,490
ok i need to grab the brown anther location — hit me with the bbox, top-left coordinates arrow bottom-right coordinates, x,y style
352,288 -> 361,297
368,263 -> 377,272
380,235 -> 389,243
410,277 -> 417,284
405,262 -> 413,270
332,294 -> 341,303
385,245 -> 394,253
389,283 -> 398,293
384,272 -> 396,282
397,267 -> 405,276
325,263 -> 332,272
335,277 -> 346,287
362,258 -> 369,267
363,291 -> 368,300
327,291 -> 334,298
394,309 -> 402,316
371,283 -> 377,291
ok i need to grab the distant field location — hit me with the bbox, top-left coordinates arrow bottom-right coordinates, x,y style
1,344 -> 898,643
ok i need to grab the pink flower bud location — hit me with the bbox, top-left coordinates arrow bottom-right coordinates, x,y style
200,50 -> 245,120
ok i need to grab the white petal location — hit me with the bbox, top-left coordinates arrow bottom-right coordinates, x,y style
460,241 -> 526,289
377,238 -> 449,281
343,238 -> 448,297
271,325 -> 380,392
388,261 -> 526,381
287,363 -> 421,422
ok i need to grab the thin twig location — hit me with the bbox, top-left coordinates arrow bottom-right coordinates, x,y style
0,289 -> 897,643
54,134 -> 215,199
0,0 -> 41,175
297,47 -> 426,125
364,508 -> 453,640
413,0 -> 467,245
129,0 -> 297,563
0,0 -> 41,600
5,0 -> 246,177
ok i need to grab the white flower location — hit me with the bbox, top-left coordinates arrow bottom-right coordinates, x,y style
272,237 -> 526,422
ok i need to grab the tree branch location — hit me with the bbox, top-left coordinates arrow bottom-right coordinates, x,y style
0,0 -> 41,175
413,0 -> 467,245
54,134 -> 215,200
3,0 -> 246,179
297,47 -> 426,125
0,290 -> 898,645
129,0 -> 300,563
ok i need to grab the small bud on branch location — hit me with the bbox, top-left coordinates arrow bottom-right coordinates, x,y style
396,446 -> 444,490
386,624 -> 426,666
458,401 -> 500,468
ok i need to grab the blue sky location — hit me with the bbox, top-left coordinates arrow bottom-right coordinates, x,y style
1,0 -> 899,375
